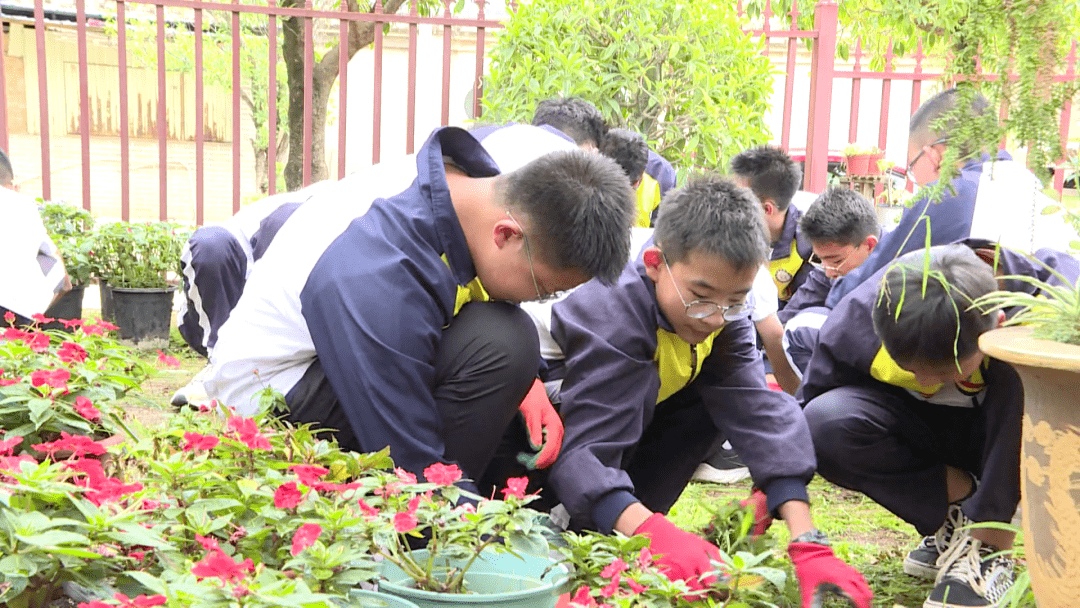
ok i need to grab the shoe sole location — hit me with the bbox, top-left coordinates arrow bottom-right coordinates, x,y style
691,463 -> 751,484
903,557 -> 940,580
923,596 -> 1003,608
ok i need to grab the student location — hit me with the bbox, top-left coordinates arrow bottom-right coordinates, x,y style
0,148 -> 70,326
801,242 -> 1079,608
524,176 -> 871,607
826,87 -> 1076,308
532,97 -> 677,224
203,126 -> 636,494
730,146 -> 813,306
599,128 -> 659,229
781,187 -> 882,376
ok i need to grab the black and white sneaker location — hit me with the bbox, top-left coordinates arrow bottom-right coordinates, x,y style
692,440 -> 750,484
923,536 -> 1014,608
170,363 -> 213,409
904,503 -> 971,579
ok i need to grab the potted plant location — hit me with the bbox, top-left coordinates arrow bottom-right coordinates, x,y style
367,466 -> 569,608
92,221 -> 188,343
38,202 -> 96,328
974,264 -> 1080,608
842,144 -> 886,177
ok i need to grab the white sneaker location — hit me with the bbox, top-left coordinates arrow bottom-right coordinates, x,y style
171,363 -> 213,408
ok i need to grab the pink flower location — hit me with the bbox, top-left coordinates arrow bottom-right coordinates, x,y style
83,477 -> 143,506
32,432 -> 106,458
192,549 -> 255,584
600,558 -> 629,579
81,323 -> 104,336
96,319 -> 119,331
394,468 -> 418,484
195,534 -> 221,552
274,481 -> 305,510
0,435 -> 22,457
65,457 -> 106,484
0,454 -> 36,472
626,579 -> 647,594
570,585 -> 598,607
30,368 -> 71,390
290,523 -> 322,556
637,546 -> 656,570
60,318 -> 84,329
3,311 -> 14,324
31,313 -> 55,324
226,416 -> 271,450
358,499 -> 378,517
0,373 -> 18,386
423,462 -> 463,485
501,476 -> 529,500
182,432 -> 219,452
58,341 -> 88,363
27,332 -> 50,352
156,350 -> 181,368
73,396 -> 102,422
112,593 -> 167,608
600,575 -> 620,598
289,464 -> 329,487
3,326 -> 28,341
406,495 -> 421,514
393,511 -> 418,533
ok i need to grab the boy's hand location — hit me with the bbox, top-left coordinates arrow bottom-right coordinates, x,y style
517,378 -> 563,469
788,541 -> 872,608
636,513 -> 722,590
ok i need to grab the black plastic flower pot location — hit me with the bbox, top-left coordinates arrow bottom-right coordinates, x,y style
40,284 -> 87,331
110,286 -> 176,343
99,280 -> 115,321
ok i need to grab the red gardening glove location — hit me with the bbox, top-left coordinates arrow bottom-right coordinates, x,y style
635,513 -> 722,590
517,378 -> 564,469
788,542 -> 873,608
740,487 -> 774,538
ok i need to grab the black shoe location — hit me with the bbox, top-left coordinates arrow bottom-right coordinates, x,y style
692,441 -> 750,484
904,503 -> 971,579
923,537 -> 1014,608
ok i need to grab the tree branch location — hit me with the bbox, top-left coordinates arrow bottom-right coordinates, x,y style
315,0 -> 410,79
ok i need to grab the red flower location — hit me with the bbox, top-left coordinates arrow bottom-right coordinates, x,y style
27,332 -> 50,352
58,341 -> 88,363
406,495 -> 420,514
0,454 -> 36,472
226,416 -> 270,450
501,476 -> 529,500
83,477 -> 144,506
626,579 -> 647,594
636,547 -> 656,570
290,523 -> 322,556
600,558 -> 629,579
156,349 -> 181,368
81,323 -> 104,336
30,368 -> 71,390
394,467 -> 418,484
3,326 -> 28,341
192,549 -> 255,584
65,457 -> 106,484
182,432 -> 219,452
274,481 -> 305,510
3,311 -> 14,323
96,318 -> 119,331
423,462 -> 463,485
31,313 -> 55,324
0,373 -> 18,386
73,396 -> 102,422
393,511 -> 418,533
289,464 -> 329,487
0,435 -> 22,457
32,432 -> 106,458
60,318 -> 84,329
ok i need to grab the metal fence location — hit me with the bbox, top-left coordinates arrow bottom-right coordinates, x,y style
1,0 -> 1077,222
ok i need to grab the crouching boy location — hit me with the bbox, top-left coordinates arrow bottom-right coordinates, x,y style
525,176 -> 871,607
801,241 -> 1079,608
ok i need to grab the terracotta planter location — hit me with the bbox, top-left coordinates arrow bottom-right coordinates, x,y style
844,152 -> 885,176
979,326 -> 1080,608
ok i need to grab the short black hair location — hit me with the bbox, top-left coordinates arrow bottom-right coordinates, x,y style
499,149 -> 635,284
599,128 -> 648,185
729,145 -> 802,211
873,244 -> 999,368
0,148 -> 12,187
654,175 -> 769,272
531,97 -> 608,148
909,87 -> 993,156
800,187 -> 881,247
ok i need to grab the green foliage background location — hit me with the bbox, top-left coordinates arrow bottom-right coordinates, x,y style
482,0 -> 775,174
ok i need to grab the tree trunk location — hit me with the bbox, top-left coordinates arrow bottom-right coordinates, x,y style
254,145 -> 269,194
282,0 -> 408,192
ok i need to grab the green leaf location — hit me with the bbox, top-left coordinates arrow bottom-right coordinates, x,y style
16,530 -> 91,546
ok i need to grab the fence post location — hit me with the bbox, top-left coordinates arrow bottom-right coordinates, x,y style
804,0 -> 837,193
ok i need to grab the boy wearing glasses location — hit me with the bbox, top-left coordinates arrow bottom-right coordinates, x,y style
826,87 -> 1074,308
781,188 -> 882,376
522,176 -> 872,607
